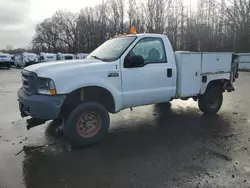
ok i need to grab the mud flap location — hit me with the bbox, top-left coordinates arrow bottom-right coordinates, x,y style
26,118 -> 46,130
231,54 -> 240,82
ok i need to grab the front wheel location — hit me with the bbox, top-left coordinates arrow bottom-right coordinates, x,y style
198,86 -> 223,115
63,102 -> 110,147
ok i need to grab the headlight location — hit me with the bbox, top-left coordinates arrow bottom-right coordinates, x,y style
37,78 -> 57,95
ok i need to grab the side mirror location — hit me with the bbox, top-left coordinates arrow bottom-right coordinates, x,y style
124,55 -> 145,68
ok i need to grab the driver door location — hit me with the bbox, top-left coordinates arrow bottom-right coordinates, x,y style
121,37 -> 175,109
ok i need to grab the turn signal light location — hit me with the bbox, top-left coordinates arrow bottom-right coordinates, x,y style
50,89 -> 56,95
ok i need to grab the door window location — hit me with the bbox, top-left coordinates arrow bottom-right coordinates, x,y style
128,38 -> 167,64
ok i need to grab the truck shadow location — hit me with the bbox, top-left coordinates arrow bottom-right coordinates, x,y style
22,103 -> 234,188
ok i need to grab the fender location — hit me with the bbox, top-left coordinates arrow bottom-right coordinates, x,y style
56,76 -> 123,112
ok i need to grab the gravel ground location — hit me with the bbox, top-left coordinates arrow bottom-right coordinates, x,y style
0,68 -> 250,188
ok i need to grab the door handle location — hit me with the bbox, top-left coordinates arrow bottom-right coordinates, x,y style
167,69 -> 172,77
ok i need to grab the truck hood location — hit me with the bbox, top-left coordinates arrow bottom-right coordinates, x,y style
25,59 -> 110,78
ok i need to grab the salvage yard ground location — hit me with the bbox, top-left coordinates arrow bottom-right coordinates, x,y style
0,68 -> 250,188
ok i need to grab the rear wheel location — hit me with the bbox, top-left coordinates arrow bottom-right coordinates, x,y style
6,64 -> 10,69
63,102 -> 110,147
198,86 -> 223,115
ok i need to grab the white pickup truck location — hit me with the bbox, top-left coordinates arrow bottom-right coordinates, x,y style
57,53 -> 76,60
14,52 -> 39,68
18,33 -> 239,147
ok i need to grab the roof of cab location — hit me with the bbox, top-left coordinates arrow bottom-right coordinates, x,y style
126,33 -> 165,38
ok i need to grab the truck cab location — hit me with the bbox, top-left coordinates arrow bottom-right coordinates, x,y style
17,33 -> 239,147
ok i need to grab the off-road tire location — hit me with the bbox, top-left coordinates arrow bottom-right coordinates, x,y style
198,86 -> 223,115
63,102 -> 110,147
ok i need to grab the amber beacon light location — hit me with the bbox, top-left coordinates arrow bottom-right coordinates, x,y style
130,26 -> 137,34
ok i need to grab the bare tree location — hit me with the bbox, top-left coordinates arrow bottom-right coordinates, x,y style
5,44 -> 13,53
31,0 -> 250,53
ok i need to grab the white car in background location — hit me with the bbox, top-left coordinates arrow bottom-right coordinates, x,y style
14,52 -> 39,68
76,53 -> 89,59
0,53 -> 12,69
57,53 -> 76,60
39,53 -> 57,62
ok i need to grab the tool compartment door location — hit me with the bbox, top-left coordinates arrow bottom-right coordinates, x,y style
177,53 -> 202,97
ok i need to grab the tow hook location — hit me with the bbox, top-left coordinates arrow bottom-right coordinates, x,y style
26,118 -> 46,130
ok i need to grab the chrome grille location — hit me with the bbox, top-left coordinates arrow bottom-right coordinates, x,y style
21,70 -> 38,95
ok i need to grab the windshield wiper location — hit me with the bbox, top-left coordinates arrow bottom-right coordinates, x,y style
91,55 -> 104,61
90,55 -> 113,62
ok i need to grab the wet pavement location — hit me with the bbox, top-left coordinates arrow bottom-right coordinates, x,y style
0,68 -> 250,188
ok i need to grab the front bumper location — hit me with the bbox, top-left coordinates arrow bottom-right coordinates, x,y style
18,88 -> 66,120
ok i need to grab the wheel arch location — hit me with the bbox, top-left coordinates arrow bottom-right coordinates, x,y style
201,72 -> 230,94
60,86 -> 116,118
206,79 -> 228,92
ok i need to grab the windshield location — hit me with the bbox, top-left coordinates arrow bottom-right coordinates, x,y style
87,36 -> 136,62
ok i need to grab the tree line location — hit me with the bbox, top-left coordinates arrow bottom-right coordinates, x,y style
31,0 -> 250,54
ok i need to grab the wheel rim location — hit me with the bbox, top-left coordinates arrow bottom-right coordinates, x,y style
76,112 -> 101,138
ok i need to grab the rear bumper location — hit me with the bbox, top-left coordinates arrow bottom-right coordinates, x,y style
18,88 -> 66,120
0,62 -> 11,67
0,61 -> 11,64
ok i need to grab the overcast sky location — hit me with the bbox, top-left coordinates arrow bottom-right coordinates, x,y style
0,0 -> 102,49
0,0 -> 195,49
